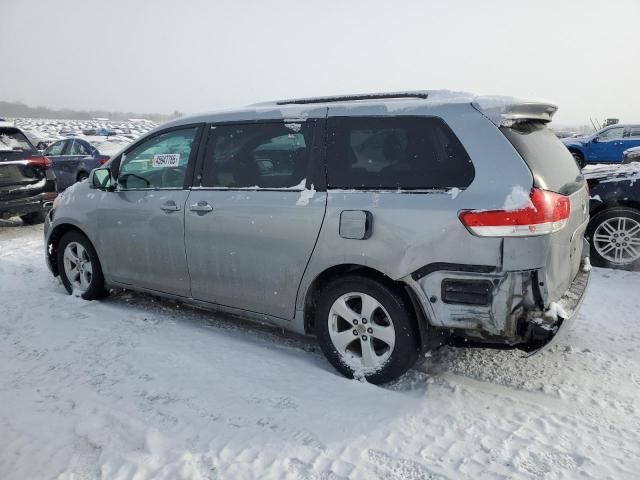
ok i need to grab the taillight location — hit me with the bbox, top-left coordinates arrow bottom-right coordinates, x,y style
97,155 -> 110,165
459,188 -> 570,237
27,155 -> 52,168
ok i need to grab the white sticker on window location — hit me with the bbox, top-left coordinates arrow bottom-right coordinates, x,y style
152,153 -> 180,168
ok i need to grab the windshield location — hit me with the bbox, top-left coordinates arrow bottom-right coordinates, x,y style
501,122 -> 584,195
0,128 -> 34,152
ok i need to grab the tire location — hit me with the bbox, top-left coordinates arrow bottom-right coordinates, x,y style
315,275 -> 419,384
56,231 -> 108,300
587,207 -> 640,269
77,172 -> 89,182
20,211 -> 45,225
571,151 -> 585,169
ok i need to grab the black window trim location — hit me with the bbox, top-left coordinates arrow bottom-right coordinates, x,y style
325,114 -> 474,192
111,123 -> 206,192
194,118 -> 327,192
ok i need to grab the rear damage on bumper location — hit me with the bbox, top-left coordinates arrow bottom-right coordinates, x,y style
403,244 -> 591,352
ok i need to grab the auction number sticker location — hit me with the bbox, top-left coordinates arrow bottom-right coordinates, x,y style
152,154 -> 180,168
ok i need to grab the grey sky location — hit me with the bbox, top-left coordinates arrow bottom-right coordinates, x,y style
1,0 -> 638,125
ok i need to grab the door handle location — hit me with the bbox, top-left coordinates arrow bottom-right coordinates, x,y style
189,201 -> 213,213
160,200 -> 181,212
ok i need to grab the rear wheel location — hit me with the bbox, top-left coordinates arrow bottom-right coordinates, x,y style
315,275 -> 419,384
56,231 -> 108,299
588,207 -> 640,269
20,211 -> 45,225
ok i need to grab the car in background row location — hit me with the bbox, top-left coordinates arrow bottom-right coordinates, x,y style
44,138 -> 112,190
563,124 -> 640,168
623,146 -> 640,164
585,163 -> 640,269
0,126 -> 56,224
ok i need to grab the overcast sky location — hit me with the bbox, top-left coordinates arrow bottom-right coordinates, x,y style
1,0 -> 638,125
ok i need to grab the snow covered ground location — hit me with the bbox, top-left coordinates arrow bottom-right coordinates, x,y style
1,221 -> 639,479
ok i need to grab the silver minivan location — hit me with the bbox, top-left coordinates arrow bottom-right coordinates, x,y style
44,91 -> 591,383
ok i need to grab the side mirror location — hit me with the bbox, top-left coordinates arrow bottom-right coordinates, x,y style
591,137 -> 599,143
91,167 -> 114,190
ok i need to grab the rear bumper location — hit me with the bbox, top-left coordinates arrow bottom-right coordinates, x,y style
0,192 -> 57,219
405,253 -> 591,351
525,261 -> 590,354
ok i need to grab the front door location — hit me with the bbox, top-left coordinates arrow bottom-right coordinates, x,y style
588,126 -> 625,162
95,125 -> 203,296
185,120 -> 326,319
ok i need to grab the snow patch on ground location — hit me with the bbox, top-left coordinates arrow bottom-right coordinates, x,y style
1,221 -> 639,479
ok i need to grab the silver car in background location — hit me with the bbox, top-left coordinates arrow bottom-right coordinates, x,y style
44,91 -> 591,383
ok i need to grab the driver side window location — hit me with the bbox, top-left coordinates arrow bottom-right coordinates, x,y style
118,126 -> 200,190
599,127 -> 623,141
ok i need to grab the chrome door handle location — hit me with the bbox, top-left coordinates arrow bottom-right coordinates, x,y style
189,201 -> 213,213
160,201 -> 181,212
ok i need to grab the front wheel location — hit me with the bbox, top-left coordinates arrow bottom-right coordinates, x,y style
315,275 -> 419,384
587,207 -> 640,269
56,231 -> 108,299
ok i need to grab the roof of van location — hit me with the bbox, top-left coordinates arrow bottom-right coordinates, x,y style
162,90 -> 558,129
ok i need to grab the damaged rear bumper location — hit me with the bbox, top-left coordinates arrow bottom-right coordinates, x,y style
404,257 -> 591,351
524,263 -> 590,354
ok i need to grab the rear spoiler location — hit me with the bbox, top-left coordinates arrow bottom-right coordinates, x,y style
471,96 -> 558,127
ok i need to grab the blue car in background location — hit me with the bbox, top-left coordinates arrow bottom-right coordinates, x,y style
44,138 -> 111,190
562,124 -> 640,168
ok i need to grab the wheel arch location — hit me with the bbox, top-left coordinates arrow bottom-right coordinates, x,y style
76,170 -> 90,181
302,263 -> 428,343
589,199 -> 640,225
567,146 -> 584,157
47,222 -> 98,277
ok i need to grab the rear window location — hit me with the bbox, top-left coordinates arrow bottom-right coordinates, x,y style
0,128 -> 34,152
326,116 -> 474,190
501,122 -> 584,195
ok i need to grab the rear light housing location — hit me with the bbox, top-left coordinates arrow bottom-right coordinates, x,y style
459,188 -> 570,237
27,155 -> 52,168
97,155 -> 110,165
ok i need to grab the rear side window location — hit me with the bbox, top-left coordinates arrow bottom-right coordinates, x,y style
628,126 -> 640,138
501,123 -> 583,195
326,116 -> 474,190
70,140 -> 90,155
202,122 -> 315,189
0,129 -> 34,152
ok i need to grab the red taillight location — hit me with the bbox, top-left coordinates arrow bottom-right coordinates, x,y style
459,188 -> 570,237
27,155 -> 52,168
97,155 -> 110,165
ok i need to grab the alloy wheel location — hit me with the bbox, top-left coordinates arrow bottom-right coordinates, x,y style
63,241 -> 93,293
593,216 -> 640,264
328,292 -> 396,371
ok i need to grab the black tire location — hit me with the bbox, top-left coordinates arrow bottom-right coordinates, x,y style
20,211 -> 45,225
77,171 -> 89,182
587,207 -> 640,270
571,151 -> 585,169
56,231 -> 108,300
315,275 -> 420,384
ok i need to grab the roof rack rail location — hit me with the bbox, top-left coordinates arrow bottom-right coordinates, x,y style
275,91 -> 429,105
